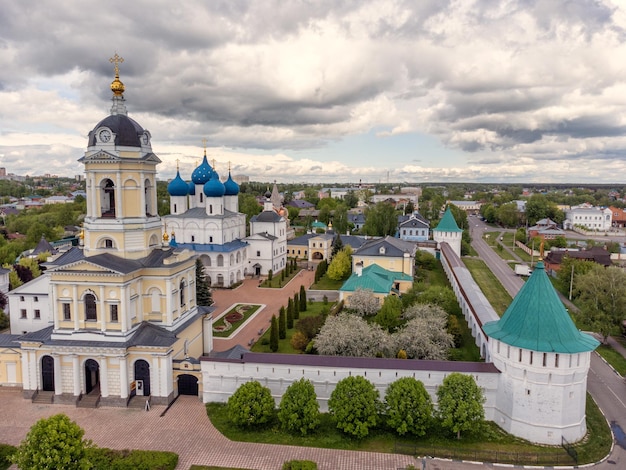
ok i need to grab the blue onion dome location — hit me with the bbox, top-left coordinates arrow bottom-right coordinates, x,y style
203,172 -> 225,197
167,170 -> 189,196
187,180 -> 196,195
191,155 -> 214,184
224,171 -> 240,196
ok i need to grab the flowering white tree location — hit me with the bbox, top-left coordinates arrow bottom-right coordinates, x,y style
394,304 -> 454,360
347,288 -> 380,316
315,313 -> 390,357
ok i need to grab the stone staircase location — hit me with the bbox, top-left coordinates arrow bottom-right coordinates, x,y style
77,387 -> 101,408
32,391 -> 54,404
127,395 -> 151,409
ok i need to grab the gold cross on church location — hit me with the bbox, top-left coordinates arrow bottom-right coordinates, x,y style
109,53 -> 124,76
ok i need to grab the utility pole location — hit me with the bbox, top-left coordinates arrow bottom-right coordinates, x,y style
569,263 -> 575,300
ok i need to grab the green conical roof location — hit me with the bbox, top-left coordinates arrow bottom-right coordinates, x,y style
483,261 -> 599,353
434,207 -> 463,232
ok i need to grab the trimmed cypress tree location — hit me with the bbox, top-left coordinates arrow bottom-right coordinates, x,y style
279,306 -> 286,339
196,258 -> 213,306
293,293 -> 300,320
270,315 -> 279,352
299,285 -> 307,311
287,299 -> 294,329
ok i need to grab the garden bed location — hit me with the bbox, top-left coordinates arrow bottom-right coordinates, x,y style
213,304 -> 262,338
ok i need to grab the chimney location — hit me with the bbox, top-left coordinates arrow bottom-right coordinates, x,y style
355,261 -> 363,276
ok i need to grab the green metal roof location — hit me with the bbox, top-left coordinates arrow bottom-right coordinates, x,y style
483,261 -> 599,353
340,264 -> 412,294
434,207 -> 463,233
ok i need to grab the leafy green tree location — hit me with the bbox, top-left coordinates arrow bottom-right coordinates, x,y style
318,206 -> 331,225
327,247 -> 352,281
437,373 -> 485,439
363,201 -> 398,236
268,269 -> 273,282
555,257 -> 596,296
374,295 -> 403,332
299,285 -> 307,311
496,202 -> 519,228
576,265 -> 626,342
239,193 -> 262,230
414,286 -> 461,316
227,381 -> 275,427
328,376 -> 380,439
278,306 -> 287,340
278,378 -> 320,436
195,259 -> 212,306
333,204 -> 349,234
270,315 -> 279,352
384,377 -> 433,437
12,414 -> 92,470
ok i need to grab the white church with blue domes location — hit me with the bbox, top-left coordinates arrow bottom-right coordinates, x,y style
164,155 -> 287,287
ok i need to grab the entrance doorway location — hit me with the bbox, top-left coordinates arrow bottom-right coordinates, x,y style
134,360 -> 151,396
41,355 -> 55,392
177,374 -> 198,396
84,359 -> 100,394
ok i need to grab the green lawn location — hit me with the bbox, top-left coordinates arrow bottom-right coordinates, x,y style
213,304 -> 261,338
251,302 -> 332,354
310,274 -> 344,290
462,258 -> 512,316
596,343 -> 626,376
260,268 -> 301,288
205,396 -> 608,465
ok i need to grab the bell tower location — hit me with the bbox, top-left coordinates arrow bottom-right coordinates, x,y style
79,54 -> 163,259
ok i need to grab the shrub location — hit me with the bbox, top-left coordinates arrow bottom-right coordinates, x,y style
295,315 -> 324,340
290,331 -> 309,351
384,377 -> 433,437
278,378 -> 320,435
328,376 -> 380,439
0,444 -> 16,470
12,414 -> 91,470
282,460 -> 318,470
227,381 -> 275,428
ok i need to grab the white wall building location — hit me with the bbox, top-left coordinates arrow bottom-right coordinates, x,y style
8,275 -> 52,335
564,204 -> 612,231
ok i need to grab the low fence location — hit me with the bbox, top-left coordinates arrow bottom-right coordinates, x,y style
306,289 -> 339,302
394,442 -> 577,466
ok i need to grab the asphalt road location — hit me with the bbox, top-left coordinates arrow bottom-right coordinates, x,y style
468,217 -> 625,468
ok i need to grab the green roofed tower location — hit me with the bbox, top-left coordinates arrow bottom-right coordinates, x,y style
484,260 -> 599,445
433,206 -> 463,258
483,261 -> 598,353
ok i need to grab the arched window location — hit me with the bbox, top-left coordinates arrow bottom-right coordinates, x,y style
104,239 -> 113,249
180,280 -> 186,307
85,293 -> 97,321
101,179 -> 115,217
217,255 -> 224,267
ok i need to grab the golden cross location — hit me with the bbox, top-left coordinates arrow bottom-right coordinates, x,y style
228,160 -> 231,171
176,158 -> 179,171
109,53 -> 124,76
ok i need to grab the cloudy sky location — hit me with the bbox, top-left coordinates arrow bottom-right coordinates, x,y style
2,0 -> 626,184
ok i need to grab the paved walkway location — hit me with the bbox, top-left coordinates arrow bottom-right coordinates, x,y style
211,269 -> 316,352
0,388 -> 423,470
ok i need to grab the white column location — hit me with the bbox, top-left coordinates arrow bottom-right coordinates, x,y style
99,356 -> 108,397
90,174 -> 97,218
28,351 -> 38,390
21,349 -> 31,390
152,356 -> 160,397
115,173 -> 122,217
120,286 -> 128,333
73,285 -> 79,331
160,355 -> 173,398
49,281 -> 59,331
165,279 -> 173,325
119,355 -> 128,399
53,354 -> 62,395
99,285 -> 106,332
137,279 -> 143,322
72,355 -> 81,396
140,171 -> 146,217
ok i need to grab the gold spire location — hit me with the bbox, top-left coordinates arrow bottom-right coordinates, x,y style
539,239 -> 545,260
176,159 -> 180,171
212,158 -> 216,169
109,53 -> 125,96
202,138 -> 208,157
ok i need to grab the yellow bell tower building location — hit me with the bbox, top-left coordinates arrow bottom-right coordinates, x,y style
80,53 -> 162,259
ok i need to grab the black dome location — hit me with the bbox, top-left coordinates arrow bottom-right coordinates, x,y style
88,114 -> 145,147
